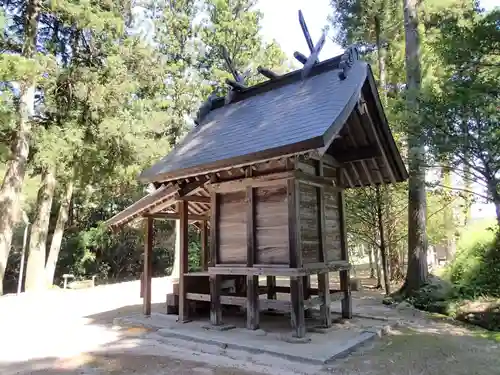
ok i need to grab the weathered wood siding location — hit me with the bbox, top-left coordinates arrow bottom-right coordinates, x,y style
324,186 -> 342,261
298,183 -> 320,264
255,185 -> 289,264
218,191 -> 247,264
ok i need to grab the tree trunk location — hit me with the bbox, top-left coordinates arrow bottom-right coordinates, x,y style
368,245 -> 375,279
402,0 -> 428,294
373,245 -> 382,289
375,15 -> 387,105
442,166 -> 455,260
0,0 -> 40,295
489,182 -> 500,228
376,186 -> 390,294
25,170 -> 56,291
45,180 -> 74,286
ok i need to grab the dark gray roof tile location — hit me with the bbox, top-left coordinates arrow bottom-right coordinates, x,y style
139,61 -> 369,183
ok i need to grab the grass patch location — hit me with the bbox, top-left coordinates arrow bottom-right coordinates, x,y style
406,220 -> 500,332
475,331 -> 500,342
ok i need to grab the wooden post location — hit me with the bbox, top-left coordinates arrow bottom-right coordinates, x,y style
179,200 -> 190,322
266,276 -> 276,299
209,186 -> 222,325
201,220 -> 208,270
318,272 -> 331,327
317,159 -> 331,326
246,176 -> 259,330
338,172 -> 352,319
288,179 -> 306,338
290,276 -> 306,338
143,217 -> 153,316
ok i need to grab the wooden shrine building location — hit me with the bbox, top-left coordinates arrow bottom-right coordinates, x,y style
105,47 -> 408,338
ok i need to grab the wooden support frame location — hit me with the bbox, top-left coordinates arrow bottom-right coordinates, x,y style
338,170 -> 352,319
201,220 -> 208,270
146,212 -> 209,221
143,217 -> 153,316
210,171 -> 295,193
266,276 -> 276,300
315,160 -> 332,327
209,176 -> 222,325
246,168 -> 260,330
287,178 -> 306,338
178,200 -> 190,322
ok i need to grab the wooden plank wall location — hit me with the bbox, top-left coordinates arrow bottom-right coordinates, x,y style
255,185 -> 288,264
218,191 -> 247,264
298,183 -> 320,264
297,158 -> 342,264
324,186 -> 342,261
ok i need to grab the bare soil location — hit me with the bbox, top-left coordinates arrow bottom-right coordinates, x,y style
1,274 -> 499,375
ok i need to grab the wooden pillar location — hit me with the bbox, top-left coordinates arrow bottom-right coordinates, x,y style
209,188 -> 222,325
201,220 -> 208,270
288,179 -> 306,337
290,276 -> 306,337
318,272 -> 331,327
143,217 -> 153,316
246,179 -> 259,330
338,177 -> 352,319
266,276 -> 276,299
178,200 -> 190,322
317,159 -> 331,326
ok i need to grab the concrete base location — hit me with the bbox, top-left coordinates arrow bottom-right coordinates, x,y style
113,312 -> 393,365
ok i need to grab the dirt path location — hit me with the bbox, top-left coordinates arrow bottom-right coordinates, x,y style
1,277 -> 498,375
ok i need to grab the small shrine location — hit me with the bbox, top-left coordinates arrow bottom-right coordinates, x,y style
106,11 -> 407,338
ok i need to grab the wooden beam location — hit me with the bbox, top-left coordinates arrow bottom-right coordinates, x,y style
208,266 -> 308,276
149,178 -> 208,215
266,276 -> 276,300
209,179 -> 222,326
293,170 -> 341,189
146,212 -> 209,221
337,172 -> 352,319
342,168 -> 355,188
333,145 -> 381,163
360,105 -> 397,184
290,276 -> 306,338
316,161 -> 328,263
201,220 -> 208,271
257,66 -> 280,79
302,260 -> 351,272
210,171 -> 294,193
318,272 -> 331,328
209,275 -> 222,325
178,200 -> 190,322
180,195 -> 211,203
246,168 -> 259,330
143,217 -> 153,316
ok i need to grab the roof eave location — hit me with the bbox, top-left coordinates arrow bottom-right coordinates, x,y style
138,137 -> 325,184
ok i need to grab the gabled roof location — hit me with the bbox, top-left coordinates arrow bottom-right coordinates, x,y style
140,54 -> 401,184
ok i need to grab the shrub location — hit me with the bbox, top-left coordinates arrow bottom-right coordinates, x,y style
445,220 -> 500,299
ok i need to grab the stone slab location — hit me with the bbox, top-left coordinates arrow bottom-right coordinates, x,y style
113,312 -> 391,365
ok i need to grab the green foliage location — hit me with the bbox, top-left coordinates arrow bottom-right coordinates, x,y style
445,220 -> 500,298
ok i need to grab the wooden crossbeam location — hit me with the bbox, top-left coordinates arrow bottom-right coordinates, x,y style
146,213 -> 209,221
333,145 -> 381,163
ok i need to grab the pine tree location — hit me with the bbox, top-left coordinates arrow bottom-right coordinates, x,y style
0,0 -> 45,294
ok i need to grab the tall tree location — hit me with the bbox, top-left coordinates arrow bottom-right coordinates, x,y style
199,0 -> 286,88
0,0 -> 44,294
401,0 -> 428,293
422,8 -> 500,227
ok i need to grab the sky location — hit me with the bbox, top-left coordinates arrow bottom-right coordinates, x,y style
257,0 -> 498,62
256,0 -> 498,220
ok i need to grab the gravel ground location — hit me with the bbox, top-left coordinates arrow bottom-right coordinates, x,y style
1,277 -> 499,375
